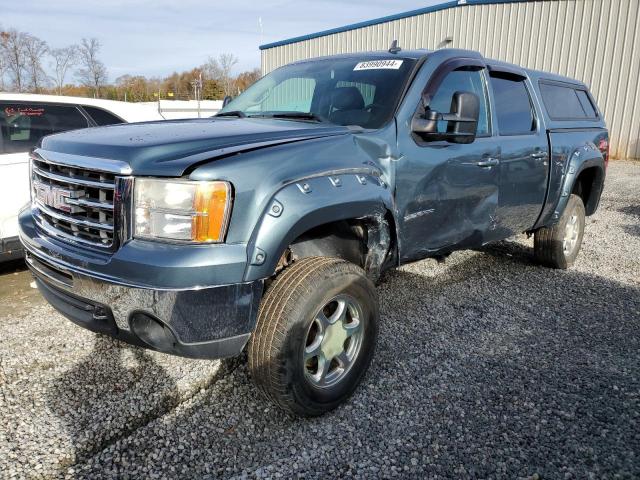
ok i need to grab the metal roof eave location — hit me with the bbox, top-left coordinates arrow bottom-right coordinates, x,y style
259,0 -> 530,50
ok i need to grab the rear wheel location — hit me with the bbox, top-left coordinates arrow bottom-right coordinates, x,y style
248,257 -> 378,416
534,193 -> 586,269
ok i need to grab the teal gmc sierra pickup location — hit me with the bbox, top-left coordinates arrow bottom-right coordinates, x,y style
20,47 -> 607,415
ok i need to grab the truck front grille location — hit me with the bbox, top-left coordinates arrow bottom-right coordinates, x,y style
31,155 -> 117,249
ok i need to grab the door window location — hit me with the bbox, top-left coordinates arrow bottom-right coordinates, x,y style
0,103 -> 89,153
428,68 -> 490,136
490,74 -> 536,135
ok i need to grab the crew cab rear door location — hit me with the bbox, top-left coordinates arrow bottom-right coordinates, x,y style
487,67 -> 549,235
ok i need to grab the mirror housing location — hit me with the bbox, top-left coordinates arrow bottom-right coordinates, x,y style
222,95 -> 233,108
412,91 -> 480,144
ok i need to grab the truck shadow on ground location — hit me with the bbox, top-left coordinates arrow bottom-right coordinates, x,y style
45,335 -> 182,468
46,240 -> 640,478
0,258 -> 27,275
618,204 -> 640,237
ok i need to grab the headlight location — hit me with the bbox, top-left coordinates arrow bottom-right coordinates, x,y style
134,179 -> 232,243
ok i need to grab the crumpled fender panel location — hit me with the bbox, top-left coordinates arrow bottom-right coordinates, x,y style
534,132 -> 606,229
243,170 -> 395,282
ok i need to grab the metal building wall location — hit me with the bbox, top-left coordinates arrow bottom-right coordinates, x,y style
261,0 -> 640,159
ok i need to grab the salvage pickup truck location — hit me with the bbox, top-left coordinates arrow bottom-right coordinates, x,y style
19,47 -> 608,416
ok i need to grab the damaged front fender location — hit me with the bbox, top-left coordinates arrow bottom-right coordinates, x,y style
243,170 -> 396,282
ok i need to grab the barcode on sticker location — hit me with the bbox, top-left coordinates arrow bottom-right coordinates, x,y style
353,60 -> 403,71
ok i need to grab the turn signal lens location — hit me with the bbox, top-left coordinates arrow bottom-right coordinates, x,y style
192,182 -> 231,242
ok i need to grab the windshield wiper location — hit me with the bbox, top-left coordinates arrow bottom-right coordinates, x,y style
249,112 -> 328,123
215,110 -> 246,118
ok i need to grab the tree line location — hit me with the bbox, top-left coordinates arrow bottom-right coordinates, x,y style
0,27 -> 261,101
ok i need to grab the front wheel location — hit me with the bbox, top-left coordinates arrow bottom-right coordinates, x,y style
248,257 -> 378,416
534,193 -> 586,269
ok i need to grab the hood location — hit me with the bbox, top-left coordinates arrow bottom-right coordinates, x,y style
38,117 -> 351,176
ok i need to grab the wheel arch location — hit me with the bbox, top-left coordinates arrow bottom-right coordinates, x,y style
243,172 -> 397,282
550,152 -> 605,224
571,164 -> 605,216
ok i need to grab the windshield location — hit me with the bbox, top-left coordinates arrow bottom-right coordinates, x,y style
218,57 -> 417,129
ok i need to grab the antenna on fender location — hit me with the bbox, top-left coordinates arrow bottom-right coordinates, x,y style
389,39 -> 401,54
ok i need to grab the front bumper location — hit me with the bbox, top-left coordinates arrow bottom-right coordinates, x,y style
20,209 -> 263,359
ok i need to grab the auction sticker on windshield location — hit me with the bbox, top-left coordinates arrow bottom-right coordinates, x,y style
353,60 -> 403,70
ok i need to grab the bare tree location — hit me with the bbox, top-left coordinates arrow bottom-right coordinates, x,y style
0,29 -> 28,91
219,53 -> 239,96
50,45 -> 78,95
203,53 -> 238,96
0,25 -> 5,90
24,34 -> 49,92
76,38 -> 107,97
0,47 -> 5,91
202,57 -> 221,80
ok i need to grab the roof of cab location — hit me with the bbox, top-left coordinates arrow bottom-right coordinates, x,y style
301,47 -> 601,128
274,47 -> 590,93
0,93 -> 164,123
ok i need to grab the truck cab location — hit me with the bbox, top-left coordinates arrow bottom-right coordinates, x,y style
18,48 -> 607,416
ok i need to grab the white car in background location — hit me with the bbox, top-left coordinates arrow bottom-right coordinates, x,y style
0,93 -> 164,261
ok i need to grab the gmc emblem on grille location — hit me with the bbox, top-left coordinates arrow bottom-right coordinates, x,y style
33,181 -> 79,213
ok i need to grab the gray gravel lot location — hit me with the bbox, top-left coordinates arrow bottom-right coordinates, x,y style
1,161 -> 639,479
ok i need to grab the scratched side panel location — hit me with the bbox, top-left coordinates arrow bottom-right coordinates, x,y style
535,128 -> 608,229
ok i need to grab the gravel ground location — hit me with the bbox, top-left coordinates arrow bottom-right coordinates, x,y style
1,161 -> 639,479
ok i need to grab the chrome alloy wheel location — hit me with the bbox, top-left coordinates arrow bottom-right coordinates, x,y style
563,209 -> 580,255
303,294 -> 364,388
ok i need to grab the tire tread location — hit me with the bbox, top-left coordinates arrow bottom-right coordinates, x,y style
248,256 -> 374,416
534,194 -> 585,269
248,257 -> 343,411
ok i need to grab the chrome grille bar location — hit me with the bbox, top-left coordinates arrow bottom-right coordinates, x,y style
64,198 -> 113,210
30,152 -> 119,249
34,215 -> 114,248
32,164 -> 115,190
35,201 -> 114,231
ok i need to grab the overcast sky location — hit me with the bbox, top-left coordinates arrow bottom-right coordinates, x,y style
1,0 -> 440,80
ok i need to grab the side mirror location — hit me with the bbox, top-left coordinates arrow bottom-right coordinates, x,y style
411,91 -> 480,144
222,95 -> 233,108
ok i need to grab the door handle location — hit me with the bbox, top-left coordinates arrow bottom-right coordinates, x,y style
475,157 -> 500,167
531,151 -> 548,159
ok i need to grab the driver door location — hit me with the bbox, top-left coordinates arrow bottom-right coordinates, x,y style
396,64 -> 501,263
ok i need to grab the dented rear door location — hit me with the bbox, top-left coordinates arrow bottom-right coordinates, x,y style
487,70 -> 549,236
